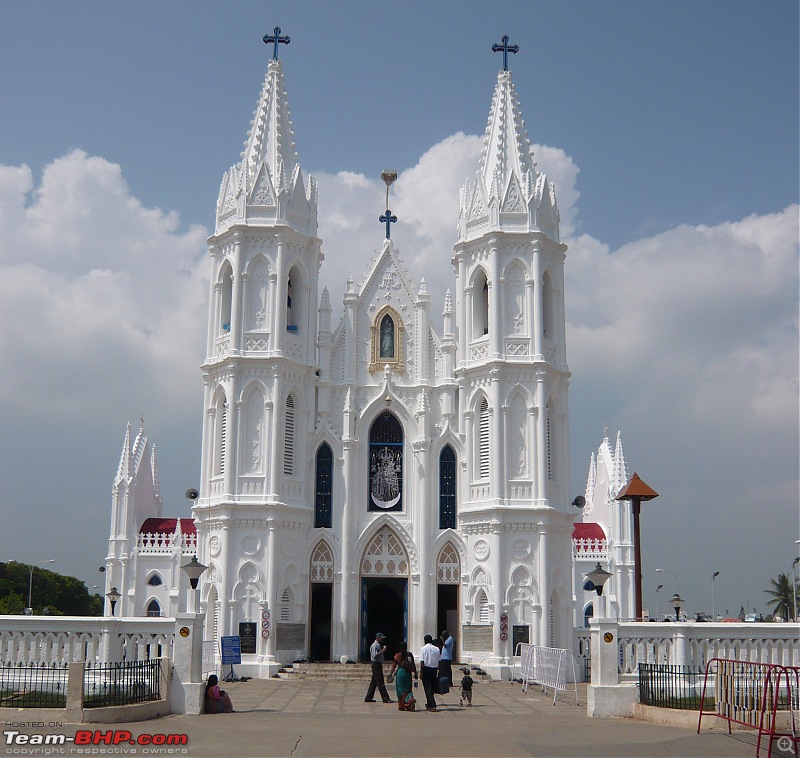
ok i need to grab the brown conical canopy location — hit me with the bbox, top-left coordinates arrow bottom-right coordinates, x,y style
615,472 -> 658,501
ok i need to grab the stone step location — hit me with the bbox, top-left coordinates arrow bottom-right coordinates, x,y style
275,662 -> 492,682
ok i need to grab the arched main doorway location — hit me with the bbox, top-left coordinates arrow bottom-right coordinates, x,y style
359,526 -> 409,661
309,541 -> 334,661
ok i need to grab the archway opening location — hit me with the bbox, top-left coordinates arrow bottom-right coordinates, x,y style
360,577 -> 407,662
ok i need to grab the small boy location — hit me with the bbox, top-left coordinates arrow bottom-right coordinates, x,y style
459,667 -> 474,707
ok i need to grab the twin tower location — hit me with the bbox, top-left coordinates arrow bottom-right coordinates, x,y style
194,35 -> 573,677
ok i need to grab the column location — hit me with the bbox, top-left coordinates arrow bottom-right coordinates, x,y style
532,239 -> 543,359
230,233 -> 243,355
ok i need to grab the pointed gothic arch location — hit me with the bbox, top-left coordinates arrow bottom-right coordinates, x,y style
244,255 -> 272,333
146,598 -> 162,617
504,260 -> 528,336
218,260 -> 233,336
240,384 -> 265,475
369,305 -> 405,373
508,391 -> 530,479
310,540 -> 334,583
436,542 -> 460,584
471,267 -> 489,339
283,393 -> 296,476
360,525 -> 410,577
368,411 -> 403,512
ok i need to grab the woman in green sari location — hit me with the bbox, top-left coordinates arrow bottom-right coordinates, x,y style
389,641 -> 418,711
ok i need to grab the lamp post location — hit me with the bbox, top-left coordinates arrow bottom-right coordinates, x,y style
615,473 -> 659,621
587,562 -> 612,620
792,557 -> 799,623
656,568 -> 680,592
25,559 -> 56,615
669,592 -> 685,622
655,584 -> 663,620
180,556 -> 208,614
106,586 -> 121,617
711,571 -> 720,621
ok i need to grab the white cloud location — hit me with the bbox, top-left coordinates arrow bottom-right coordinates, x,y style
0,140 -> 795,619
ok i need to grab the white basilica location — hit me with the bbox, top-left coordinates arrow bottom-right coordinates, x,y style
104,37 -> 637,679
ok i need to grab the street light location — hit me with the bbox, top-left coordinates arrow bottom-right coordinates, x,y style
25,560 -> 56,615
655,584 -> 664,620
669,592 -> 685,622
792,557 -> 799,623
711,571 -> 720,621
180,556 -> 208,614
586,562 -> 612,620
656,568 -> 680,592
106,586 -> 121,617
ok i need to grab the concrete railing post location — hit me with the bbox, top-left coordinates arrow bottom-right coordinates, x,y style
66,661 -> 84,721
169,614 -> 206,715
587,619 -> 636,718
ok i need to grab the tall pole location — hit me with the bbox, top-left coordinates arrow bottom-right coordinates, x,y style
27,560 -> 55,614
615,473 -> 658,621
792,557 -> 799,623
711,571 -> 720,621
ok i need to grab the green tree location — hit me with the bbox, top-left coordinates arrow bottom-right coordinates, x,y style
0,562 -> 102,616
764,572 -> 800,621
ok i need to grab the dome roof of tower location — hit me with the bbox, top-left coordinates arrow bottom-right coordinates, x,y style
139,517 -> 196,535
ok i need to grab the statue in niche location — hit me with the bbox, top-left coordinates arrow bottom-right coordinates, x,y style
380,314 -> 395,359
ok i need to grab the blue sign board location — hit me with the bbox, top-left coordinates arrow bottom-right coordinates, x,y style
221,636 -> 242,665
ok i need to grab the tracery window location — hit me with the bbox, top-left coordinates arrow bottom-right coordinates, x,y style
310,541 -> 334,583
147,574 -> 163,587
146,599 -> 162,617
436,543 -> 460,584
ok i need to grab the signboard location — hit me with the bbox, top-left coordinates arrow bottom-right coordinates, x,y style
221,636 -> 242,665
462,625 -> 493,650
276,623 -> 306,650
239,622 -> 257,654
512,625 -> 529,649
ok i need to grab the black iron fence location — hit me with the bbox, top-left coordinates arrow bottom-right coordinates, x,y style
83,660 -> 162,708
0,662 -> 69,708
638,663 -> 707,710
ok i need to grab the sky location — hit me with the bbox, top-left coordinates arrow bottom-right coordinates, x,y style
0,1 -> 797,622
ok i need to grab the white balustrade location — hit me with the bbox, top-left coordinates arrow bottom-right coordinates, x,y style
0,616 -> 175,665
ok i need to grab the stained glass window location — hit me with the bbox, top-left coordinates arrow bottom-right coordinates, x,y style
368,412 -> 403,512
439,445 -> 457,529
315,443 -> 333,528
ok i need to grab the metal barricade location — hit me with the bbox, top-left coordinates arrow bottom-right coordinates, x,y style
697,657 -> 799,758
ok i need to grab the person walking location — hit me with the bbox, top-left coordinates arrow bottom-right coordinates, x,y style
419,634 -> 441,712
439,629 -> 454,687
364,632 -> 392,703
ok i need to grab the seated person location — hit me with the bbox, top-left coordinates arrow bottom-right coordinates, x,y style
204,674 -> 234,713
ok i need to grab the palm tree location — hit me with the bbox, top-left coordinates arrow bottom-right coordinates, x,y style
764,573 -> 799,621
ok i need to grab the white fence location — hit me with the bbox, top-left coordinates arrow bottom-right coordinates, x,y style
0,616 -> 176,665
580,621 -> 799,685
513,643 -> 579,705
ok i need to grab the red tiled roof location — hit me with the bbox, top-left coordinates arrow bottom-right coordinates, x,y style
572,522 -> 606,541
139,517 -> 196,535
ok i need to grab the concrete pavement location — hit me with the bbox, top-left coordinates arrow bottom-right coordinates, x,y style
1,678 -> 766,757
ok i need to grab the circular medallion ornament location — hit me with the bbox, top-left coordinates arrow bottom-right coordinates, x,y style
179,627 -> 190,638
512,539 -> 530,559
603,632 -> 614,644
474,540 -> 490,561
281,535 -> 298,558
242,536 -> 260,555
209,536 -> 221,557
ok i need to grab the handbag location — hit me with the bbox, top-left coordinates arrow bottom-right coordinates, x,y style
435,675 -> 450,695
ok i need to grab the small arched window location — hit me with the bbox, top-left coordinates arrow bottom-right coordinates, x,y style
280,588 -> 291,622
147,574 -> 163,587
146,599 -> 162,618
379,314 -> 395,359
473,269 -> 489,339
439,445 -> 457,529
219,262 -> 233,335
476,589 -> 489,624
542,271 -> 554,340
314,443 -> 333,528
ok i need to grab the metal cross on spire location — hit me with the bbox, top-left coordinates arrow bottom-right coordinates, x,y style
380,210 -> 397,239
492,35 -> 519,71
263,26 -> 290,60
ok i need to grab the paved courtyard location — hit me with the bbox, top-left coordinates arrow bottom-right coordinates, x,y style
1,678 -> 769,757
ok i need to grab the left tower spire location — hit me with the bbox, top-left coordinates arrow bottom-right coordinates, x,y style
215,28 -> 317,237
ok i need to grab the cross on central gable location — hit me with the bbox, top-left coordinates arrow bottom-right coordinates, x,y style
263,26 -> 290,60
